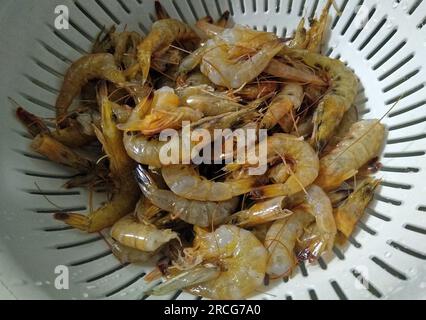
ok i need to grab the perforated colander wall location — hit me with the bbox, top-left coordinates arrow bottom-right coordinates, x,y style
0,0 -> 425,300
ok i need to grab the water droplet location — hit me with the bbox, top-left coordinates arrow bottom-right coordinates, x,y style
87,285 -> 97,290
45,281 -> 51,285
120,291 -> 128,297
392,1 -> 400,9
419,282 -> 426,289
83,293 -> 89,298
384,251 -> 392,258
35,281 -> 43,286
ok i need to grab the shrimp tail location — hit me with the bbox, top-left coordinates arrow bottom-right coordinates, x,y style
251,184 -> 291,199
54,212 -> 90,231
155,0 -> 170,20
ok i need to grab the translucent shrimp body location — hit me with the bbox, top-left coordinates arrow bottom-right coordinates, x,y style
136,165 -> 238,227
251,134 -> 320,199
162,165 -> 262,202
111,215 -> 178,252
315,120 -> 386,191
188,225 -> 268,300
265,206 -> 315,278
335,178 -> 380,238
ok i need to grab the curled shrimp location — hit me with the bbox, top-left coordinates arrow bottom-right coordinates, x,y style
250,134 -> 319,199
305,0 -> 334,53
283,48 -> 359,150
151,225 -> 268,299
123,107 -> 258,168
136,19 -> 198,84
260,83 -> 304,129
120,86 -> 203,136
233,196 -> 292,228
111,214 -> 178,252
136,165 -> 238,227
315,120 -> 386,191
200,36 -> 284,88
325,105 -> 359,152
162,165 -> 265,202
56,53 -> 125,120
54,86 -> 139,232
265,205 -> 315,278
102,231 -> 155,264
334,178 -> 380,238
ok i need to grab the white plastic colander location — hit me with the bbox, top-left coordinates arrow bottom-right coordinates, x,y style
0,0 -> 425,300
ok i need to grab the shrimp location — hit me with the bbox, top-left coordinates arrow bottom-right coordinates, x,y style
315,120 -> 386,191
282,48 -> 359,150
121,86 -> 203,136
265,205 -> 315,278
302,185 -> 336,259
162,165 -> 265,202
250,134 -> 319,199
136,19 -> 198,84
235,81 -> 278,101
268,163 -> 291,184
305,0 -> 333,53
111,215 -> 178,252
189,226 -> 267,299
123,107 -> 259,168
334,178 -> 380,238
16,104 -> 97,148
264,59 -> 327,86
233,196 -> 292,228
289,18 -> 308,49
55,53 -> 125,120
200,37 -> 284,88
151,225 -> 268,299
136,165 -> 238,227
102,231 -> 155,264
54,86 -> 139,232
31,134 -> 92,171
260,83 -> 304,129
112,31 -> 143,68
180,90 -> 244,116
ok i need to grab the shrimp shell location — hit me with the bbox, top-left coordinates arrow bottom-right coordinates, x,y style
315,120 -> 385,191
56,53 -> 125,119
187,225 -> 268,300
111,215 -> 178,252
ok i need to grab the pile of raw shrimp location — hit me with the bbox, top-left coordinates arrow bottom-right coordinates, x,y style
17,1 -> 386,300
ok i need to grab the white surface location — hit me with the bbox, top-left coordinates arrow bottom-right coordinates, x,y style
0,0 -> 425,300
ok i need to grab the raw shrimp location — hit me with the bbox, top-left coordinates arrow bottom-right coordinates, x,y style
289,18 -> 308,49
334,178 -> 380,238
264,59 -> 327,86
235,81 -> 278,101
102,231 -> 155,264
233,196 -> 292,228
136,165 -> 238,227
315,120 -> 385,191
216,10 -> 231,28
261,83 -> 304,129
149,265 -> 221,296
250,134 -> 319,199
302,185 -> 336,258
55,53 -> 125,120
268,163 -> 291,184
200,38 -> 284,88
181,90 -> 244,116
16,105 -> 96,148
111,215 -> 178,252
151,225 -> 268,299
282,48 -> 359,150
265,205 -> 315,278
31,134 -> 92,171
123,107 -> 259,168
136,19 -> 198,84
305,0 -> 334,53
112,31 -> 143,68
54,87 -> 139,232
162,165 -> 265,202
